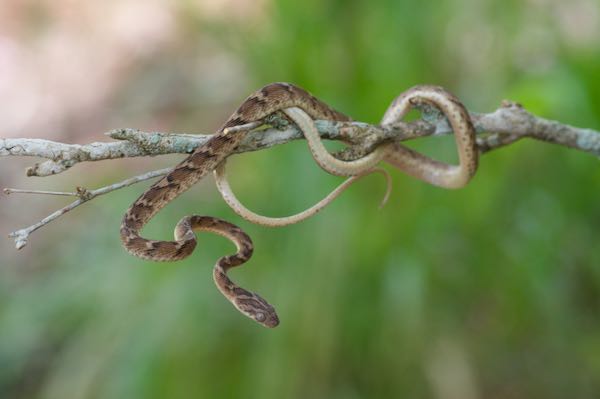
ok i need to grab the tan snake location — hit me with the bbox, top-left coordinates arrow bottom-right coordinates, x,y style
214,85 -> 478,226
121,83 -> 477,328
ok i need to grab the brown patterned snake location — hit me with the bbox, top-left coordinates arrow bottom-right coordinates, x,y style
214,85 -> 478,226
121,83 -> 354,328
121,83 -> 477,328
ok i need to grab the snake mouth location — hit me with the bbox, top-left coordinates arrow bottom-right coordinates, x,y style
264,314 -> 280,328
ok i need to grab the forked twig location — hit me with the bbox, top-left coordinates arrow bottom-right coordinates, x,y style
6,168 -> 172,249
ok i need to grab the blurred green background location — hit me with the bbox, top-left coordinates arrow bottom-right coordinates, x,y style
1,1 -> 600,398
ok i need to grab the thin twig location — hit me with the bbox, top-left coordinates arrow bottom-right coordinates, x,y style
7,167 -> 172,249
3,188 -> 78,196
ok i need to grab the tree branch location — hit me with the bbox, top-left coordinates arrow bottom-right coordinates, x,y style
2,101 -> 598,178
2,99 -> 599,249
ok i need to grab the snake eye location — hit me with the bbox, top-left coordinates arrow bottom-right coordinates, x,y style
255,312 -> 266,322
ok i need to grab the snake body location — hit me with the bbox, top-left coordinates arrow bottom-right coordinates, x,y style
121,83 -> 478,328
381,86 -> 478,189
213,85 -> 478,226
121,83 -> 351,328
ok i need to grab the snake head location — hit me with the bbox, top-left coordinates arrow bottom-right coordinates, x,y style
234,292 -> 280,328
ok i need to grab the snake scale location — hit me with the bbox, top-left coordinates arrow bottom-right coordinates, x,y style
120,82 -> 478,328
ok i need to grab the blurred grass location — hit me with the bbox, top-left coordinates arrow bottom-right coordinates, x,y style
2,0 -> 600,398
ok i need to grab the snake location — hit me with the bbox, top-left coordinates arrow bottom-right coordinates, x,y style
213,85 -> 478,226
121,83 -> 358,328
120,83 -> 477,328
